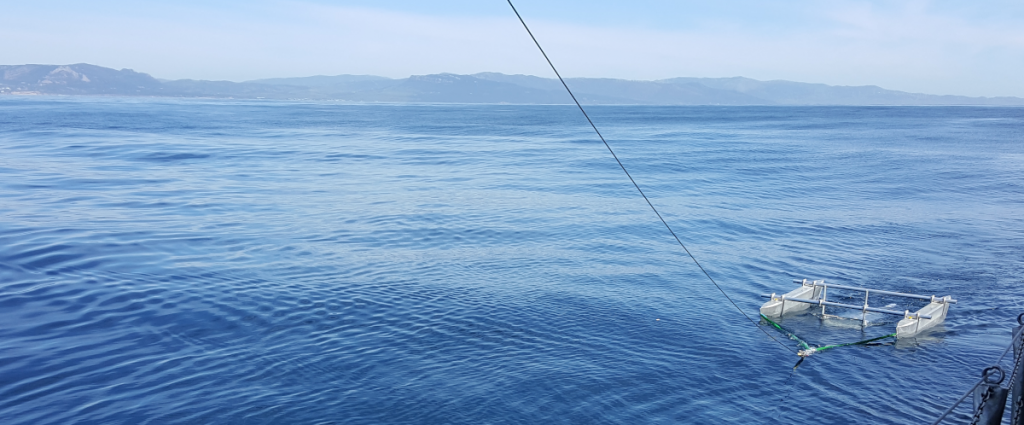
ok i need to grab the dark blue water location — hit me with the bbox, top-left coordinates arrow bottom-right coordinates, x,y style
1,97 -> 1022,424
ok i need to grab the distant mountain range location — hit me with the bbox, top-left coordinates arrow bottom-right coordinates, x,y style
3,63 -> 1023,106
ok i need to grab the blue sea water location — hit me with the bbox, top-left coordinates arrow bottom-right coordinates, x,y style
0,97 -> 1022,424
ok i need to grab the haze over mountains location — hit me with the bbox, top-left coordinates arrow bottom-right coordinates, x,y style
3,63 -> 1023,106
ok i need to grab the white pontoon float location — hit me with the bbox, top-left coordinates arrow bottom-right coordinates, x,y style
760,279 -> 956,339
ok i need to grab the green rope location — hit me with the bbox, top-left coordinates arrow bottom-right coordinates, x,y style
813,332 -> 897,353
760,314 -> 812,351
759,314 -> 897,356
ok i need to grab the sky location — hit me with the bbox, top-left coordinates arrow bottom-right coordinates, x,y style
2,0 -> 1023,97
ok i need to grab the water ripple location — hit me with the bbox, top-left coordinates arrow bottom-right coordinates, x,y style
0,98 -> 1021,424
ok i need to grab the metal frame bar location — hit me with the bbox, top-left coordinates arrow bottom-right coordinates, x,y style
820,285 -> 827,316
760,294 -> 933,319
792,279 -> 957,304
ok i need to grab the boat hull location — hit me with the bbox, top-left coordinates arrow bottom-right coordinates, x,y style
760,284 -> 822,317
896,301 -> 950,338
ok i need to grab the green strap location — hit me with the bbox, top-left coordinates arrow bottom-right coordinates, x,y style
813,332 -> 897,353
760,314 -> 812,350
760,314 -> 897,355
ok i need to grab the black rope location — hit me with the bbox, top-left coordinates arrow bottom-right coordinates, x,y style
773,368 -> 800,420
506,0 -> 795,355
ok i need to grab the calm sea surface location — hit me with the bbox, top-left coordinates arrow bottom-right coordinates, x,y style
1,97 -> 1022,424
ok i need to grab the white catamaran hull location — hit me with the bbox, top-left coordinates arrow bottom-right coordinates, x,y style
759,284 -> 822,317
896,301 -> 950,338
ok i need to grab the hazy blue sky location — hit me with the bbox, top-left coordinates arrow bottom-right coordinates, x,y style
3,0 -> 1023,97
